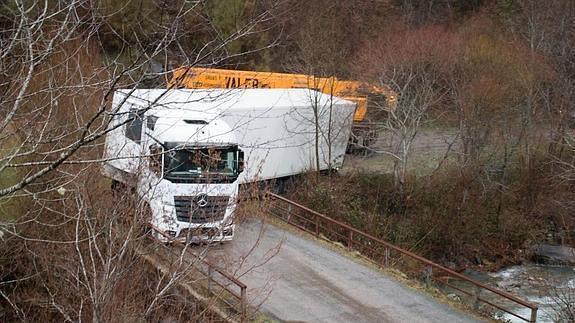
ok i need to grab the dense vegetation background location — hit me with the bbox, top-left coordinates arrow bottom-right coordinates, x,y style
221,0 -> 574,269
0,0 -> 574,321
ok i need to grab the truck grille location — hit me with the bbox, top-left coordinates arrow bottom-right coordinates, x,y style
174,196 -> 229,223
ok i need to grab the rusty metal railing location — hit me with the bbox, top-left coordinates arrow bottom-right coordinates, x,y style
146,226 -> 248,322
266,192 -> 538,322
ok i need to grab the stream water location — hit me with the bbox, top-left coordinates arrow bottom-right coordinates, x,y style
444,264 -> 575,322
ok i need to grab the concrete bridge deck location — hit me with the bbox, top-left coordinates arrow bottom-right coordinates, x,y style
199,218 -> 483,322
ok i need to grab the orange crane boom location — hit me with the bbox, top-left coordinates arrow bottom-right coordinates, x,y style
168,67 -> 397,123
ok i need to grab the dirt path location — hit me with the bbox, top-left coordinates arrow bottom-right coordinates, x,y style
343,127 -> 460,175
375,127 -> 460,153
200,218 -> 483,322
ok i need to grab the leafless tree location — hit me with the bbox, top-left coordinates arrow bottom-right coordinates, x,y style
0,0 -> 281,321
375,68 -> 442,194
353,23 -> 455,193
282,0 -> 351,177
304,77 -> 351,175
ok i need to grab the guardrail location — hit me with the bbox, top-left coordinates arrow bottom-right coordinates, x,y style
266,192 -> 538,322
146,226 -> 248,322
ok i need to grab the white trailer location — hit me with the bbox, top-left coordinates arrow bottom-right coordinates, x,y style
102,89 -> 355,242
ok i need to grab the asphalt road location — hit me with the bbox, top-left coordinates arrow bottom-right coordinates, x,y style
199,218 -> 483,323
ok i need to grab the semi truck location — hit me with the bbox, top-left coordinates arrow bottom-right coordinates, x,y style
168,67 -> 398,151
102,88 -> 355,242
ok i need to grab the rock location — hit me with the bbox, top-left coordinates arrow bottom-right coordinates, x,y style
532,244 -> 575,266
447,293 -> 461,302
483,259 -> 494,266
497,280 -> 520,290
472,255 -> 482,265
56,187 -> 66,195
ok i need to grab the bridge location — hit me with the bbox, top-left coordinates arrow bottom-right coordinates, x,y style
144,193 -> 538,322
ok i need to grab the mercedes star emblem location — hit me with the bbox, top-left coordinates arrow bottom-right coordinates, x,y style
196,194 -> 208,208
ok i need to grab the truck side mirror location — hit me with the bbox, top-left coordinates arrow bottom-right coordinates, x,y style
238,150 -> 244,173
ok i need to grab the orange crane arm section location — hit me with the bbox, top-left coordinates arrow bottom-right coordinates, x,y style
169,67 -> 397,122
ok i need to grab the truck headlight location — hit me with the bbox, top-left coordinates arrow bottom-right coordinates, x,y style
159,202 -> 177,226
223,227 -> 233,237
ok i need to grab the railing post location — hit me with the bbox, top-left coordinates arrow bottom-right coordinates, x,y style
424,266 -> 432,288
347,230 -> 353,250
384,247 -> 390,267
315,215 -> 320,237
473,285 -> 481,310
530,307 -> 538,323
241,286 -> 247,323
287,204 -> 292,223
207,265 -> 213,294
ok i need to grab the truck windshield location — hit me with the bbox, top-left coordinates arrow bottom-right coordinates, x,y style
163,143 -> 239,183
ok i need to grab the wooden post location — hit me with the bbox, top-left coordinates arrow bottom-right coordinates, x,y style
384,248 -> 390,267
530,307 -> 538,323
207,266 -> 213,294
473,285 -> 481,310
424,266 -> 432,288
348,230 -> 353,250
315,215 -> 320,237
241,286 -> 247,322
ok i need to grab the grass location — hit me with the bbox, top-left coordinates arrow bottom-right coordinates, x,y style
0,135 -> 28,222
342,145 -> 458,177
294,127 -> 560,271
0,170 -> 26,221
